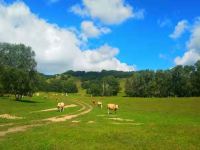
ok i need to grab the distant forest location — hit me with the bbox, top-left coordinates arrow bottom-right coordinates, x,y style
40,62 -> 200,97
1,43 -> 200,99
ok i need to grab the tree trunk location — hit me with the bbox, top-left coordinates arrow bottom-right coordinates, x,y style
15,94 -> 22,100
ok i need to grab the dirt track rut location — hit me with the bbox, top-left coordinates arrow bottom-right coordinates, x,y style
0,99 -> 92,137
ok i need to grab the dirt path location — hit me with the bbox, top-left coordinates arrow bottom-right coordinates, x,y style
31,104 -> 77,113
44,101 -> 92,122
0,99 -> 92,137
0,114 -> 23,120
0,124 -> 43,137
0,123 -> 14,127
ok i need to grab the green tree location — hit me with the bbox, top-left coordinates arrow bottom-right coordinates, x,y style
155,70 -> 173,97
171,65 -> 193,97
0,43 -> 38,100
102,76 -> 120,96
86,80 -> 102,96
191,60 -> 200,96
63,80 -> 78,93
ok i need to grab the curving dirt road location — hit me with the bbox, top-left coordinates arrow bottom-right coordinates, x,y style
0,99 -> 93,137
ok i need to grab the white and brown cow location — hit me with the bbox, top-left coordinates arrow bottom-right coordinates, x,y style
107,104 -> 119,114
57,102 -> 65,112
97,101 -> 103,109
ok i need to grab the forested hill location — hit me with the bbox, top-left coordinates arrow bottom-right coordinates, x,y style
39,70 -> 134,80
62,70 -> 134,80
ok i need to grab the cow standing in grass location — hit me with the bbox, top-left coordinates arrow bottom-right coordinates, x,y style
92,100 -> 96,106
97,101 -> 103,109
107,104 -> 119,114
57,102 -> 65,112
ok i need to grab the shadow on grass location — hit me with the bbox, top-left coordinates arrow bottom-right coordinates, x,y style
16,99 -> 43,103
0,95 -> 11,99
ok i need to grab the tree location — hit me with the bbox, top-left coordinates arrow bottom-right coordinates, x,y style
86,80 -> 102,96
125,71 -> 156,97
102,76 -> 120,96
63,80 -> 78,93
0,43 -> 38,100
191,60 -> 200,96
84,76 -> 120,96
171,65 -> 193,97
154,70 -> 173,97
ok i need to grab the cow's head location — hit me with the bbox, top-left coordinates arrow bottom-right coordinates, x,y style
115,105 -> 119,109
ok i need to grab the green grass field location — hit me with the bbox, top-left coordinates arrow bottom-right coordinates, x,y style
0,93 -> 200,150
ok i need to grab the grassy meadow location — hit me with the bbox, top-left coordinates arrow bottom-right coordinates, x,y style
0,93 -> 199,150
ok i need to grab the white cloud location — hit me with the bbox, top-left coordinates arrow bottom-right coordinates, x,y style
175,50 -> 200,65
74,44 -> 134,71
170,20 -> 189,39
81,20 -> 110,40
71,0 -> 144,25
174,19 -> 200,65
71,4 -> 88,17
0,2 -> 134,74
158,18 -> 172,28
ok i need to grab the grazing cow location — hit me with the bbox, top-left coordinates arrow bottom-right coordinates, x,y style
57,102 -> 65,112
107,104 -> 119,114
97,101 -> 103,109
92,100 -> 96,106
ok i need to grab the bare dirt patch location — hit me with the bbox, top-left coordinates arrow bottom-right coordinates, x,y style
108,117 -> 134,122
0,114 -> 23,120
0,123 -> 14,127
0,124 -> 43,137
72,120 -> 80,123
87,121 -> 95,124
111,122 -> 143,125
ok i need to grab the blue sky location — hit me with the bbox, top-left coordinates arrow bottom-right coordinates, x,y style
1,0 -> 200,74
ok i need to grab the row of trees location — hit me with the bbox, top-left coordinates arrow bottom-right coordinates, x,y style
63,70 -> 133,80
125,61 -> 200,97
37,75 -> 78,93
1,42 -> 200,98
82,76 -> 120,96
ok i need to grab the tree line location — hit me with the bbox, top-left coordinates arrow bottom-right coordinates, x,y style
81,76 -> 120,96
1,42 -> 200,99
37,74 -> 78,93
125,62 -> 200,97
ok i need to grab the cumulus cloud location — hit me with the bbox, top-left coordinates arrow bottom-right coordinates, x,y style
81,20 -> 110,40
74,44 -> 134,71
170,20 -> 189,39
71,0 -> 144,25
0,1 -> 134,74
174,19 -> 200,65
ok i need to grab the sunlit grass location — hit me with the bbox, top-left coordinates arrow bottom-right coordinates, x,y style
0,94 -> 199,149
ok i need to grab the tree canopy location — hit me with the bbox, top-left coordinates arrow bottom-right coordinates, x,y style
0,43 -> 38,100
